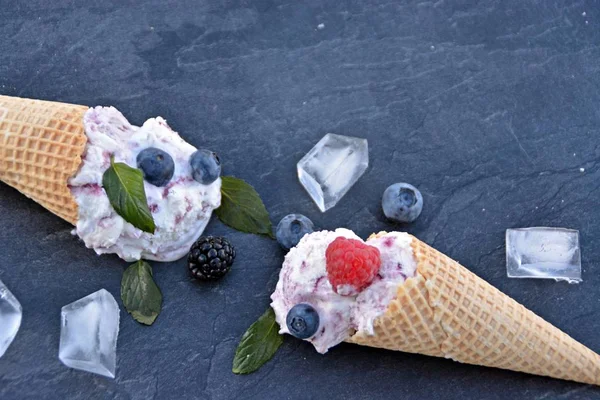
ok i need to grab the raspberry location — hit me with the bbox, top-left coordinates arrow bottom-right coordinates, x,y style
325,237 -> 381,296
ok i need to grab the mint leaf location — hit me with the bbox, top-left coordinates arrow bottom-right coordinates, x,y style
232,307 -> 283,374
216,176 -> 274,238
103,157 -> 155,233
121,260 -> 162,325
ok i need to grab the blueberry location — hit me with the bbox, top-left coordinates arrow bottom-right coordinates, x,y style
276,214 -> 314,249
286,303 -> 320,339
136,147 -> 175,187
190,149 -> 221,185
382,182 -> 423,223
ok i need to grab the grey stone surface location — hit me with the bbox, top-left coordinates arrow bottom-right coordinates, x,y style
1,0 -> 600,399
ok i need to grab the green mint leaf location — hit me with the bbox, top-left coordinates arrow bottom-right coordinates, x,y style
121,260 -> 163,325
232,307 -> 283,374
102,157 -> 156,233
216,176 -> 274,238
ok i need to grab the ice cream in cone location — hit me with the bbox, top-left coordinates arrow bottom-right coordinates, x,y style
270,229 -> 600,385
0,95 -> 221,262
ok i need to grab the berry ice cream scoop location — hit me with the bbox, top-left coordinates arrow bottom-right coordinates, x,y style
0,95 -> 221,262
270,229 -> 416,353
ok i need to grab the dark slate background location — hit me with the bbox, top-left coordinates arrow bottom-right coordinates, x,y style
1,1 -> 600,399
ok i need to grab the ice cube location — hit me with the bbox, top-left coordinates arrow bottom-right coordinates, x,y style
297,133 -> 368,212
0,279 -> 22,358
506,227 -> 581,283
59,289 -> 120,378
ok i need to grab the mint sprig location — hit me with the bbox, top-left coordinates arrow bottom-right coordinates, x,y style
121,260 -> 163,325
102,156 -> 156,233
216,176 -> 274,238
232,307 -> 283,374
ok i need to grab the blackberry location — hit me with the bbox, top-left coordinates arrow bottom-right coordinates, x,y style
188,236 -> 236,280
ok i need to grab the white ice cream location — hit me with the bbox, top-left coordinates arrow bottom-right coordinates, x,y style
68,106 -> 221,262
270,229 -> 416,353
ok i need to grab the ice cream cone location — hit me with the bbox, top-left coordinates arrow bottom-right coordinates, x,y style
348,232 -> 600,385
0,95 -> 88,225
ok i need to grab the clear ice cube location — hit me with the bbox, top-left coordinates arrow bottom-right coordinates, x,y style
297,133 -> 369,212
59,289 -> 120,378
0,279 -> 22,358
506,227 -> 581,283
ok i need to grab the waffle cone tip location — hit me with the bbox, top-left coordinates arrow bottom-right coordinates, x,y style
350,233 -> 600,385
0,95 -> 88,224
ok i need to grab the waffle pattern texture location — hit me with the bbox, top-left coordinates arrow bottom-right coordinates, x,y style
349,232 -> 600,385
0,95 -> 88,224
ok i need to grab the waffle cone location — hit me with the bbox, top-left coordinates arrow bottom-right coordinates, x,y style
348,232 -> 600,385
0,95 -> 88,224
